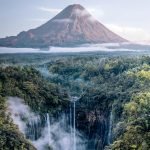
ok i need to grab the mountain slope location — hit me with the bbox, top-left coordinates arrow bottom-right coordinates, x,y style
0,4 -> 127,48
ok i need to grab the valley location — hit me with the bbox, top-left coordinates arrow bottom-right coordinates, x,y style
0,51 -> 149,150
0,1 -> 150,150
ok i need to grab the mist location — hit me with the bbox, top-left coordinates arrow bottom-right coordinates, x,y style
0,42 -> 147,54
7,97 -> 86,150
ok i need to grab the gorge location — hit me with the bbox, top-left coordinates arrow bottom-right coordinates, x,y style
7,96 -> 86,150
0,52 -> 149,150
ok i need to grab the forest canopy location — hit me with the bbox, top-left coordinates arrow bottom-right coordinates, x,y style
0,53 -> 150,149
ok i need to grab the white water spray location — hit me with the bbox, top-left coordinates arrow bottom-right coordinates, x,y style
73,100 -> 76,150
7,97 -> 86,150
71,96 -> 80,150
108,110 -> 113,145
70,104 -> 73,145
46,113 -> 51,147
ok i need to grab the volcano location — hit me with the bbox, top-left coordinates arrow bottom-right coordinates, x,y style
0,4 -> 127,48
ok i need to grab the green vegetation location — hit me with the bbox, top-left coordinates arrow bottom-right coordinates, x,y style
0,96 -> 36,150
0,53 -> 150,149
111,92 -> 150,150
0,66 -> 69,150
0,66 -> 68,113
46,55 -> 150,149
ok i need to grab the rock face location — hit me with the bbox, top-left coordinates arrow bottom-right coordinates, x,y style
76,93 -> 114,150
0,4 -> 127,48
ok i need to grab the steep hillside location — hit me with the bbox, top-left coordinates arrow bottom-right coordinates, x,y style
0,4 -> 127,48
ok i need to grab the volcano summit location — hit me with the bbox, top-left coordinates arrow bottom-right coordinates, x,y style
0,4 -> 127,48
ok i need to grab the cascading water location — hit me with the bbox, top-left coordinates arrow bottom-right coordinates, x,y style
7,96 -> 115,150
7,97 -> 86,150
73,100 -> 76,150
70,103 -> 73,145
46,113 -> 51,147
26,115 -> 43,141
107,110 -> 113,145
69,97 -> 77,150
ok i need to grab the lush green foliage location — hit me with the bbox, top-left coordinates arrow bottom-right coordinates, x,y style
0,66 -> 69,150
111,92 -> 150,150
46,55 -> 150,149
0,96 -> 36,150
0,66 -> 69,113
0,53 -> 150,149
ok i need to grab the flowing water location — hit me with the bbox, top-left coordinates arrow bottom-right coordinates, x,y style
70,103 -> 73,144
7,97 -> 86,150
6,96 -> 114,149
46,113 -> 51,147
73,100 -> 76,150
107,110 -> 113,145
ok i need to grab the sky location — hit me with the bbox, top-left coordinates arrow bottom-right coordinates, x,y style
0,0 -> 150,42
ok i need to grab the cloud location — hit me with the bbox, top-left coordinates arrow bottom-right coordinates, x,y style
106,24 -> 150,42
38,7 -> 62,14
72,7 -> 104,23
87,16 -> 97,22
7,97 -> 86,150
52,18 -> 73,23
73,8 -> 89,17
37,6 -> 104,23
72,8 -> 95,22
87,8 -> 104,18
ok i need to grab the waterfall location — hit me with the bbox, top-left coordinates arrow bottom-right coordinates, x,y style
71,96 -> 82,150
107,110 -> 113,145
26,115 -> 42,141
7,97 -> 86,150
70,104 -> 73,144
46,113 -> 51,147
73,100 -> 76,150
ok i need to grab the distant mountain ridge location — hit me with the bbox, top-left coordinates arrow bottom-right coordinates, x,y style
0,4 -> 127,48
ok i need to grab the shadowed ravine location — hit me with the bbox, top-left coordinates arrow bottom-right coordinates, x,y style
1,53 -> 150,150
7,96 -> 114,150
7,97 -> 89,150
